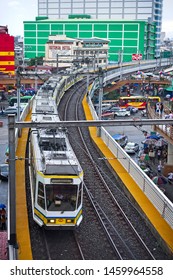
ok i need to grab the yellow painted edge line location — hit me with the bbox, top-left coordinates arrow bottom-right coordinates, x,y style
37,170 -> 84,178
82,95 -> 173,252
16,111 -> 33,260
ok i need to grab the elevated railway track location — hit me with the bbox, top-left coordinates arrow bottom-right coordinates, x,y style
3,59 -> 173,260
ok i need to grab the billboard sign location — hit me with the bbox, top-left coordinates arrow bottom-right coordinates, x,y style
49,45 -> 71,58
132,54 -> 142,61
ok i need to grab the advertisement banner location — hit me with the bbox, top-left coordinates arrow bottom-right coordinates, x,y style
132,53 -> 142,60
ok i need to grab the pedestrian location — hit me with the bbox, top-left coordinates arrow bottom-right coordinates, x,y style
157,162 -> 163,174
0,208 -> 6,215
155,102 -> 160,115
169,111 -> 173,119
157,149 -> 162,161
149,149 -> 155,163
167,172 -> 173,183
1,214 -> 6,230
162,149 -> 167,162
159,102 -> 164,117
0,208 -> 7,230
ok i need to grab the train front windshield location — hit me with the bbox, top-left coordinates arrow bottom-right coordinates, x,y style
46,184 -> 78,211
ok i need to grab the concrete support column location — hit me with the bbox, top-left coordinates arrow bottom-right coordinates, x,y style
167,142 -> 173,165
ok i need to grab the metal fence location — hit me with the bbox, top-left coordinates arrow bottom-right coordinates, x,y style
88,77 -> 173,229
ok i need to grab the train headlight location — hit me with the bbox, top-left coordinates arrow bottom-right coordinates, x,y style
66,219 -> 73,223
48,219 -> 56,223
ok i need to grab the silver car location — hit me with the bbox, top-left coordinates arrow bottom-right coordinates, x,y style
3,107 -> 22,115
0,164 -> 9,181
124,142 -> 139,154
114,109 -> 130,117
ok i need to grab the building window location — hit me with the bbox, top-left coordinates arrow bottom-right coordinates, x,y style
124,2 -> 137,8
72,8 -> 84,13
39,3 -> 47,8
98,8 -> 109,13
138,2 -> 152,7
85,2 -> 96,8
39,9 -> 47,15
59,8 -> 72,13
111,2 -> 123,8
60,3 -> 71,8
138,8 -> 152,13
48,3 -> 59,8
137,14 -> 152,20
73,2 -> 84,8
124,8 -> 136,13
98,2 -> 109,8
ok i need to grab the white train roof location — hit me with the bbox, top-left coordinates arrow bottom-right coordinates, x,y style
31,128 -> 82,176
32,97 -> 58,115
32,113 -> 60,123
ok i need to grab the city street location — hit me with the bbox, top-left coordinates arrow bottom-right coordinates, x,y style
106,111 -> 150,151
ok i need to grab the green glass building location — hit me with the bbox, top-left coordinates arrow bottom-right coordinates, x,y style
24,16 -> 156,62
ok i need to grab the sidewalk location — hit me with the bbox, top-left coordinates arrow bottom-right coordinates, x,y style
0,231 -> 8,260
141,157 -> 173,203
153,162 -> 173,203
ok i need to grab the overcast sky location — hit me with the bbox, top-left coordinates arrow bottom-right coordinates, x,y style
0,0 -> 173,38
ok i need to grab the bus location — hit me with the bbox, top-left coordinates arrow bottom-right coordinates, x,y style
9,96 -> 33,108
119,96 -> 161,110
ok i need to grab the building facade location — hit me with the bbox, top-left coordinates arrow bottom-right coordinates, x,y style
37,0 -> 162,56
44,35 -> 109,67
0,26 -> 15,75
24,17 -> 156,62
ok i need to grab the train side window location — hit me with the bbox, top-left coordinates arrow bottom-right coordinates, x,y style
37,181 -> 45,209
77,183 -> 83,209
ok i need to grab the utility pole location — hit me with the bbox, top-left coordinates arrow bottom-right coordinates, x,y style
159,50 -> 162,68
118,50 -> 123,80
86,71 -> 90,98
138,50 -> 141,71
56,54 -> 59,74
35,59 -> 38,92
16,67 -> 21,122
8,115 -> 18,254
98,67 -> 104,135
93,53 -> 96,72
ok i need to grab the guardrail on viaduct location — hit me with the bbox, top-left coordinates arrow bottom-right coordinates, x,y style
87,60 -> 173,230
